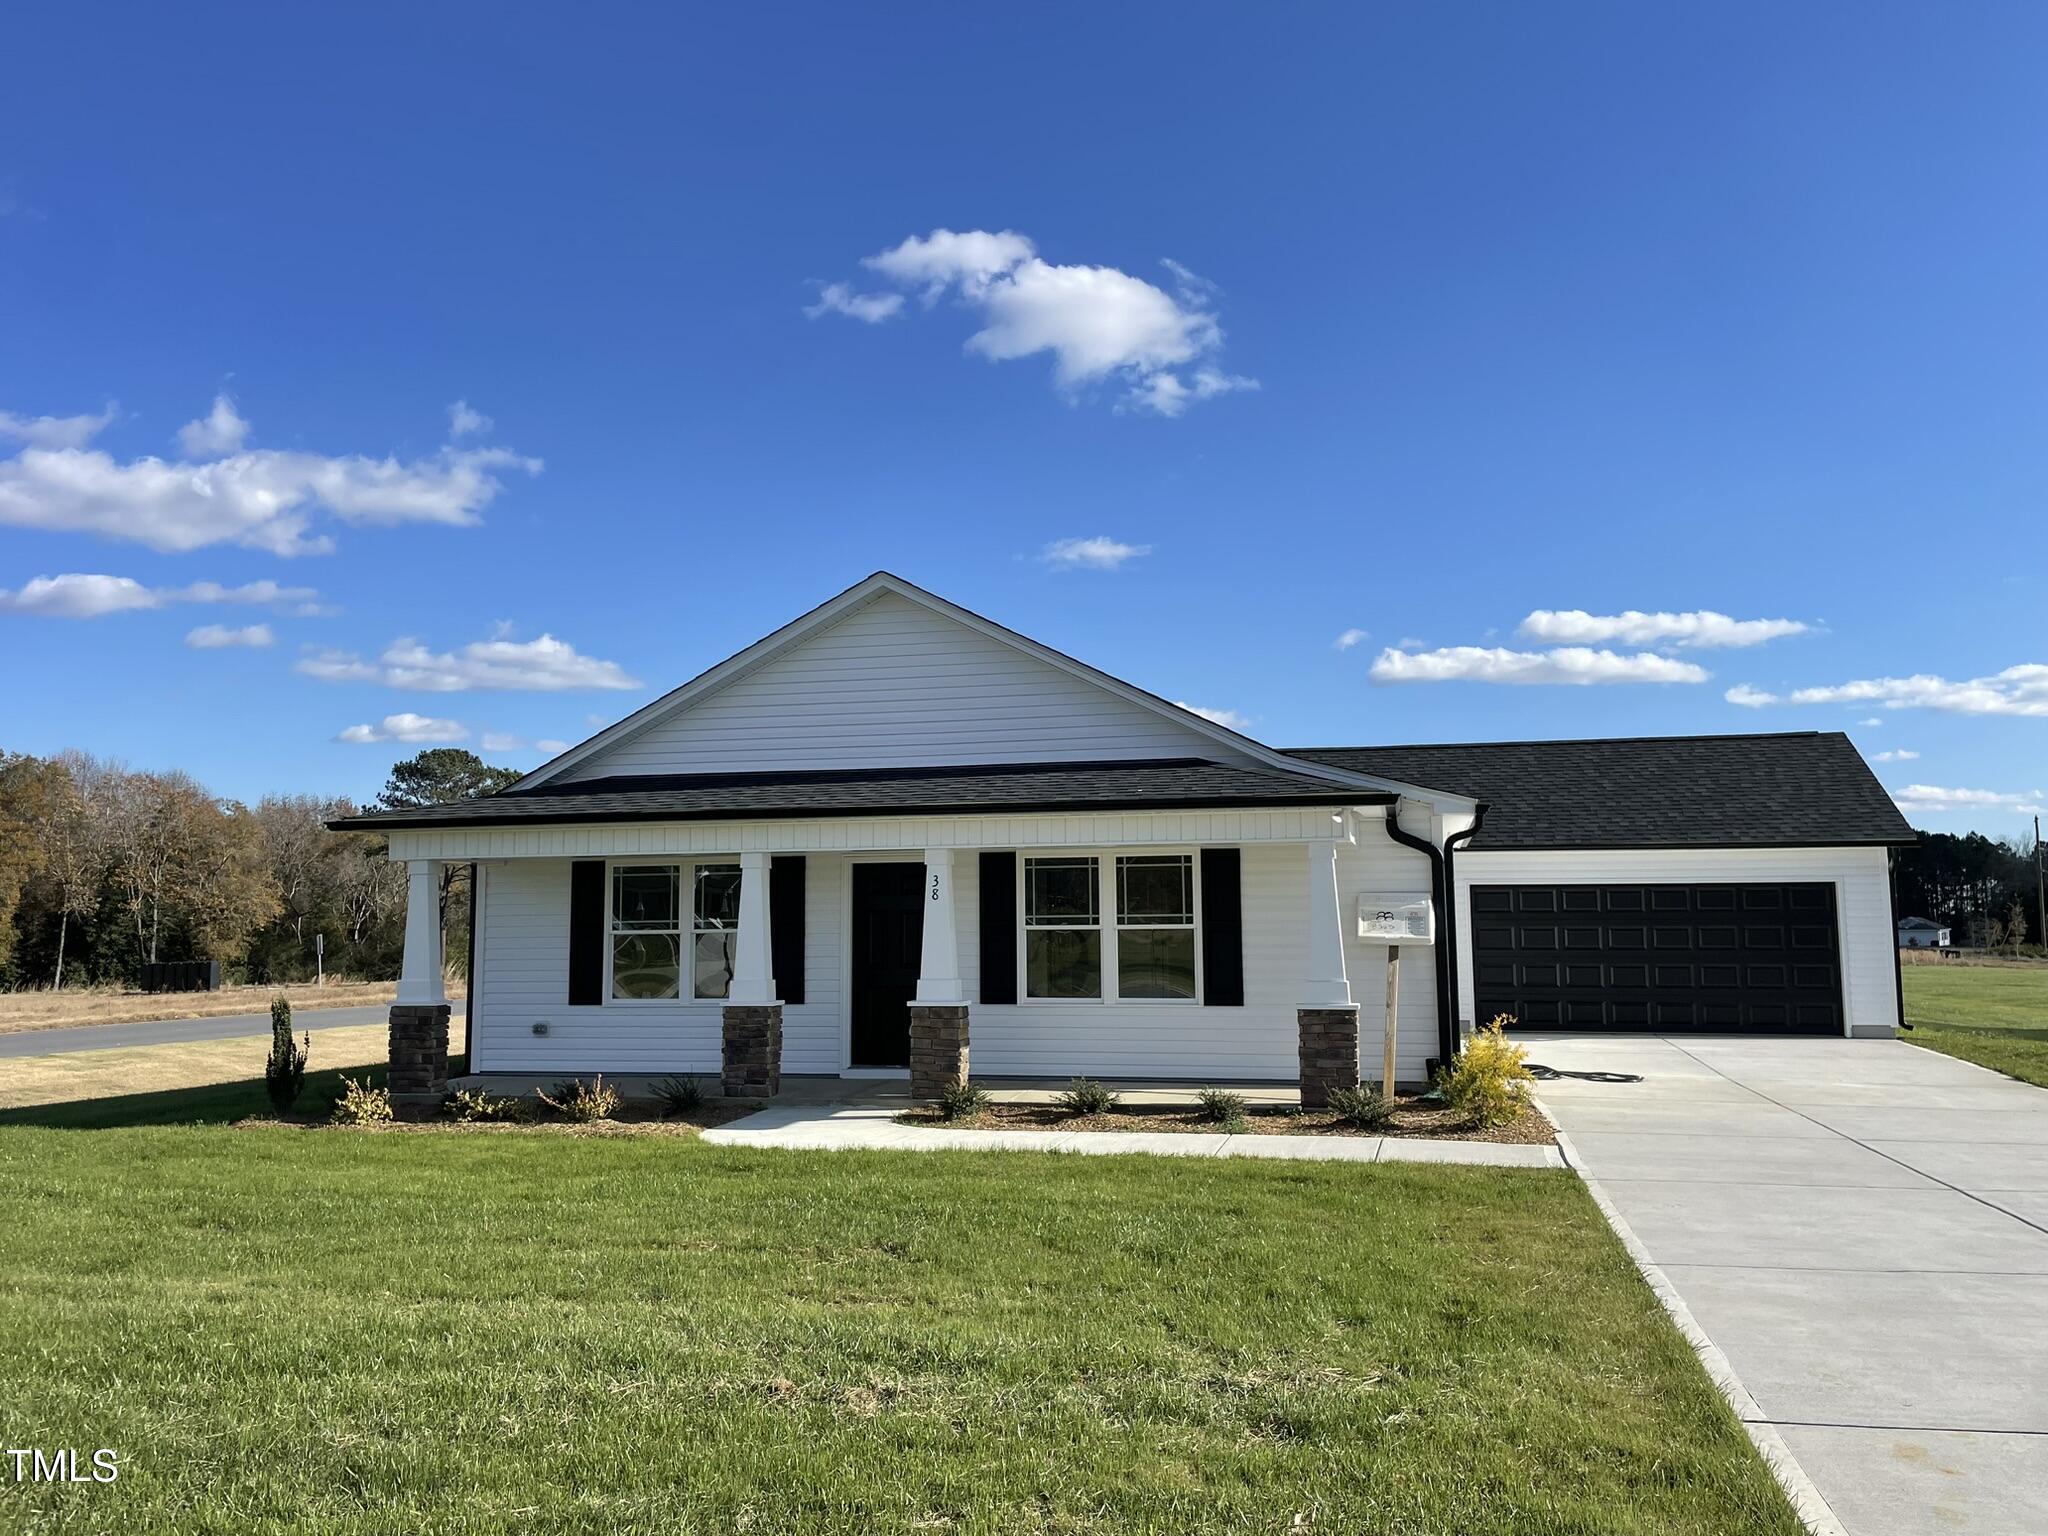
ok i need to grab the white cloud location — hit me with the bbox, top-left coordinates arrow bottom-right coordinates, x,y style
1335,628 -> 1370,651
1519,609 -> 1810,649
1727,665 -> 2048,718
298,630 -> 640,692
826,228 -> 1256,415
186,622 -> 273,649
480,732 -> 524,752
803,283 -> 905,323
1872,749 -> 1919,762
1724,683 -> 1778,707
0,396 -> 541,555
335,713 -> 469,745
0,404 -> 115,450
176,394 -> 250,458
1859,717 -> 1883,726
1889,783 -> 2045,815
0,572 -> 323,619
1372,645 -> 1710,686
1041,535 -> 1151,571
447,400 -> 493,438
1174,701 -> 1251,731
537,738 -> 569,753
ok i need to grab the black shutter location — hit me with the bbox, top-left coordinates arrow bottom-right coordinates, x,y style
979,851 -> 1017,1004
567,859 -> 606,1006
1200,848 -> 1244,1006
770,855 -> 806,1005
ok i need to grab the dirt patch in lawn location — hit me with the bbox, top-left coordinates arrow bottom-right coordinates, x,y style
899,1097 -> 1556,1144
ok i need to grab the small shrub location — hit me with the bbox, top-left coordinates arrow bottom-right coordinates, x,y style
1327,1082 -> 1396,1132
446,1087 -> 535,1123
538,1075 -> 620,1122
263,996 -> 309,1114
1195,1086 -> 1248,1124
331,1076 -> 393,1125
1053,1076 -> 1120,1117
933,1079 -> 991,1121
651,1075 -> 707,1117
1437,1015 -> 1534,1128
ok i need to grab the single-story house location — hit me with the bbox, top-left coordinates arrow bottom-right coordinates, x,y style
1897,916 -> 1951,948
333,572 -> 1915,1105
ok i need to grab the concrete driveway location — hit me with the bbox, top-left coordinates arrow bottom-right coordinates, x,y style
0,1000 -> 466,1059
1529,1033 -> 2048,1536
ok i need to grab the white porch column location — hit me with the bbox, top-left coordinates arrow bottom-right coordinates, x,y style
914,846 -> 965,1004
728,850 -> 777,1004
396,859 -> 445,1004
1302,839 -> 1352,1007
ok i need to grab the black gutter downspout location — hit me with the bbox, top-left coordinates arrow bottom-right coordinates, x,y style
1380,801 -> 1456,1074
1441,803 -> 1489,1054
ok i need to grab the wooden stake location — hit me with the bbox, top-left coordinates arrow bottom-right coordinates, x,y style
1382,945 -> 1401,1102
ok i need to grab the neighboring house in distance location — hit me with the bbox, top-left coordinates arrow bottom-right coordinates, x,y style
1897,916 -> 1951,949
333,572 -> 1916,1106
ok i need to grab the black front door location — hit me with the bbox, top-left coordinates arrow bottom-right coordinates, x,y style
851,862 -> 925,1067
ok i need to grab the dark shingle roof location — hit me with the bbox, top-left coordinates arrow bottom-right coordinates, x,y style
1284,731 -> 1913,850
330,758 -> 1389,831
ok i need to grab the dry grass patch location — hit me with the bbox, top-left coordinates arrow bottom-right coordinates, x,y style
0,978 -> 464,1034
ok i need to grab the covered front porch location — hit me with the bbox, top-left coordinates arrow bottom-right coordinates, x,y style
375,797 -> 1453,1107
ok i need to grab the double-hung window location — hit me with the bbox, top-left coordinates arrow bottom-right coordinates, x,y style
608,861 -> 742,1000
1022,852 -> 1200,1002
1024,856 -> 1101,999
1115,854 -> 1196,999
611,865 -> 682,999
691,863 -> 742,999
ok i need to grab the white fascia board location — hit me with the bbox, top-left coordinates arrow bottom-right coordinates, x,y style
514,571 -> 1476,812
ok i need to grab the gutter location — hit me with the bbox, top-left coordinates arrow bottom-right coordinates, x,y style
1441,803 -> 1489,1051
1380,801 -> 1458,1073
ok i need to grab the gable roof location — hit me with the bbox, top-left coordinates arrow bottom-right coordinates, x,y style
333,757 -> 1389,831
1896,916 -> 1945,930
515,571 -> 1472,808
1285,731 -> 1915,851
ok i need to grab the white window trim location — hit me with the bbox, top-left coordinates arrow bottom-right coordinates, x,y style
1016,848 -> 1205,1006
602,856 -> 739,1008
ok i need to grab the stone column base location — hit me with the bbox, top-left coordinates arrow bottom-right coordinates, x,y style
910,1004 -> 969,1098
389,1003 -> 452,1106
1297,1006 -> 1360,1110
722,1004 -> 783,1097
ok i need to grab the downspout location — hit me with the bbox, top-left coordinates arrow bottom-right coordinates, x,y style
1887,847 -> 1909,1033
1380,800 -> 1456,1074
1441,803 -> 1490,1052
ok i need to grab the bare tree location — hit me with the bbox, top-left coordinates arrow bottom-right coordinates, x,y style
36,757 -> 112,989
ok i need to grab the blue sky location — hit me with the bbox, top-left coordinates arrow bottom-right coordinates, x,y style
3,3 -> 2045,833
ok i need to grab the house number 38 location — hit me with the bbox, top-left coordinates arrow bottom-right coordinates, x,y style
930,874 -> 940,901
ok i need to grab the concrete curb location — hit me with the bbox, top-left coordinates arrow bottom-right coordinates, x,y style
1542,1104 -> 1849,1536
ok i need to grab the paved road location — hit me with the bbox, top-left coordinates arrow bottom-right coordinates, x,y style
0,1000 -> 467,1058
1535,1033 -> 2048,1536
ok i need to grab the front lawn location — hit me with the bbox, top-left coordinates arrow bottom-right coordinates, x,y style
1901,961 -> 2048,1088
0,1124 -> 1797,1535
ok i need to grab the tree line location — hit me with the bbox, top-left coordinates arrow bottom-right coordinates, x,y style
1893,828 -> 2045,951
0,748 -> 519,990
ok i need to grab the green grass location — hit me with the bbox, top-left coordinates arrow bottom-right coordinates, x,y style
0,1112 -> 1799,1535
1901,962 -> 2048,1088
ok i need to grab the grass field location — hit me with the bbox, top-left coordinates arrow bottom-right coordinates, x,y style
0,1111 -> 1798,1535
1900,961 -> 2048,1087
0,979 -> 465,1034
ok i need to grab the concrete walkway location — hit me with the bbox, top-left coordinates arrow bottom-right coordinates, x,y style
0,1000 -> 466,1058
1530,1032 -> 2048,1536
702,1101 -> 1564,1167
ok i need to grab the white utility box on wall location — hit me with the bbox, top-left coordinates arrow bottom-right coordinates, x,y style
1356,893 -> 1434,945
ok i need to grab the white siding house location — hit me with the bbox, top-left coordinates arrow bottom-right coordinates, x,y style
336,573 -> 1916,1104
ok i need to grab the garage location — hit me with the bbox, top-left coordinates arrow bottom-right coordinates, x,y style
1470,882 -> 1844,1033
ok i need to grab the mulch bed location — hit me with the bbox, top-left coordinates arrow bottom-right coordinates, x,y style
236,1099 -> 761,1136
899,1096 -> 1555,1145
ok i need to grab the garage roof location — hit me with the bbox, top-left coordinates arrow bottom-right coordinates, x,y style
1285,731 -> 1915,851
